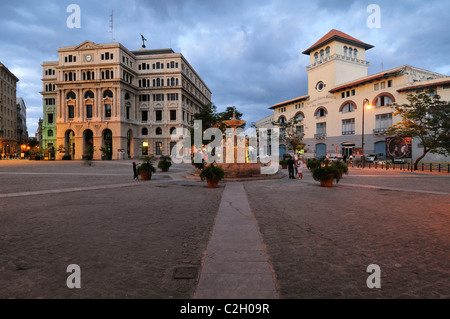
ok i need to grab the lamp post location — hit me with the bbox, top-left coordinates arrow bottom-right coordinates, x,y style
362,98 -> 372,168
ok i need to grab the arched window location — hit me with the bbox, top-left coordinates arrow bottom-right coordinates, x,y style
325,46 -> 330,59
314,52 -> 319,64
48,129 -> 54,137
156,78 -> 161,87
156,127 -> 162,135
68,105 -> 74,119
66,91 -> 76,100
104,104 -> 112,118
84,90 -> 94,99
353,49 -> 358,59
344,46 -> 348,57
320,49 -> 324,61
125,93 -> 130,100
373,93 -> 396,107
294,112 -> 305,121
349,47 -> 353,58
142,128 -> 148,135
170,127 -> 177,135
376,95 -> 393,107
314,107 -> 328,118
103,90 -> 113,98
278,116 -> 286,124
171,78 -> 175,86
341,102 -> 355,113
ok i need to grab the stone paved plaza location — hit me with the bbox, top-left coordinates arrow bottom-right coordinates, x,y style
0,159 -> 449,299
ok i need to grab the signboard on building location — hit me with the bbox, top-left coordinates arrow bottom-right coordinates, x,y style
385,137 -> 412,159
354,148 -> 363,156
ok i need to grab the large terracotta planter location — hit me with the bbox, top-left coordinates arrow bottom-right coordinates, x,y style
140,171 -> 152,181
319,174 -> 335,187
206,179 -> 219,188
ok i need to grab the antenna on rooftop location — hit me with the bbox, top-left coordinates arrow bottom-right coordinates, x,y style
110,9 -> 115,42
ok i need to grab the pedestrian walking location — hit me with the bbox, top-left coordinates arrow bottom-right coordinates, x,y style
287,156 -> 295,179
297,157 -> 303,179
133,162 -> 140,180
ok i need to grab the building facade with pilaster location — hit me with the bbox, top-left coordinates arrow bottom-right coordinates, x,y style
42,41 -> 212,160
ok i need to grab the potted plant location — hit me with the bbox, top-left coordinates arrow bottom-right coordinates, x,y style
100,146 -> 111,160
200,163 -> 225,188
137,156 -> 156,180
279,159 -> 288,169
58,144 -> 72,160
332,161 -> 348,179
83,144 -> 95,161
312,165 -> 341,187
29,146 -> 41,160
307,158 -> 321,172
158,155 -> 172,172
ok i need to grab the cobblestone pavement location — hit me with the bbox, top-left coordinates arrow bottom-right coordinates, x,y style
0,160 -> 223,298
245,168 -> 450,298
0,160 -> 449,299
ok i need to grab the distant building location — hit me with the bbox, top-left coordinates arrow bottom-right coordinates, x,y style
0,61 -> 19,156
16,97 -> 29,146
42,41 -> 212,160
36,118 -> 43,148
270,29 -> 450,162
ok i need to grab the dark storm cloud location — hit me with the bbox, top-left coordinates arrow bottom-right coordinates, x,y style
0,0 -> 449,135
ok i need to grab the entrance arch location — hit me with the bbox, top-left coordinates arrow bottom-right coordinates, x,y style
84,129 -> 94,158
374,141 -> 386,156
103,129 -> 113,159
127,130 -> 133,158
315,143 -> 327,159
341,142 -> 355,158
65,130 -> 75,158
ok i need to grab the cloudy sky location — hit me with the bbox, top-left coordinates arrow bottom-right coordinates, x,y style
1,0 -> 449,136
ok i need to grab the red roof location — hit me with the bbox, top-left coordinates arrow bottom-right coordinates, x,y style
397,79 -> 450,92
329,66 -> 406,93
302,29 -> 374,55
269,95 -> 309,109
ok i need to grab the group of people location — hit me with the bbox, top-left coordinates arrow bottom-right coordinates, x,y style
286,155 -> 303,180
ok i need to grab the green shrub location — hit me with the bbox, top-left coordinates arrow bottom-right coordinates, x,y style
200,163 -> 225,182
312,165 -> 341,183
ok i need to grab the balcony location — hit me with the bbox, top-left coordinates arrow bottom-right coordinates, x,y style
342,131 -> 355,135
373,128 -> 388,135
306,54 -> 370,70
314,133 -> 327,139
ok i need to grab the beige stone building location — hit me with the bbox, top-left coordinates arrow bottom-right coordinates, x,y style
0,61 -> 19,156
269,30 -> 450,162
42,41 -> 212,160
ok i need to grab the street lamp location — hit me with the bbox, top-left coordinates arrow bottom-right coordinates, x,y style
362,98 -> 372,168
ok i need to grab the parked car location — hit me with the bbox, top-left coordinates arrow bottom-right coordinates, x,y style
365,154 -> 377,163
393,158 -> 407,164
328,155 -> 343,162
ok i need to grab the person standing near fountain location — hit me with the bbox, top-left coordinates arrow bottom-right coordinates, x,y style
297,157 -> 303,180
287,156 -> 295,179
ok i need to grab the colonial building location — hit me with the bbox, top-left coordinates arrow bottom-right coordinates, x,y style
269,30 -> 450,162
42,41 -> 212,160
0,61 -> 20,156
16,97 -> 29,147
